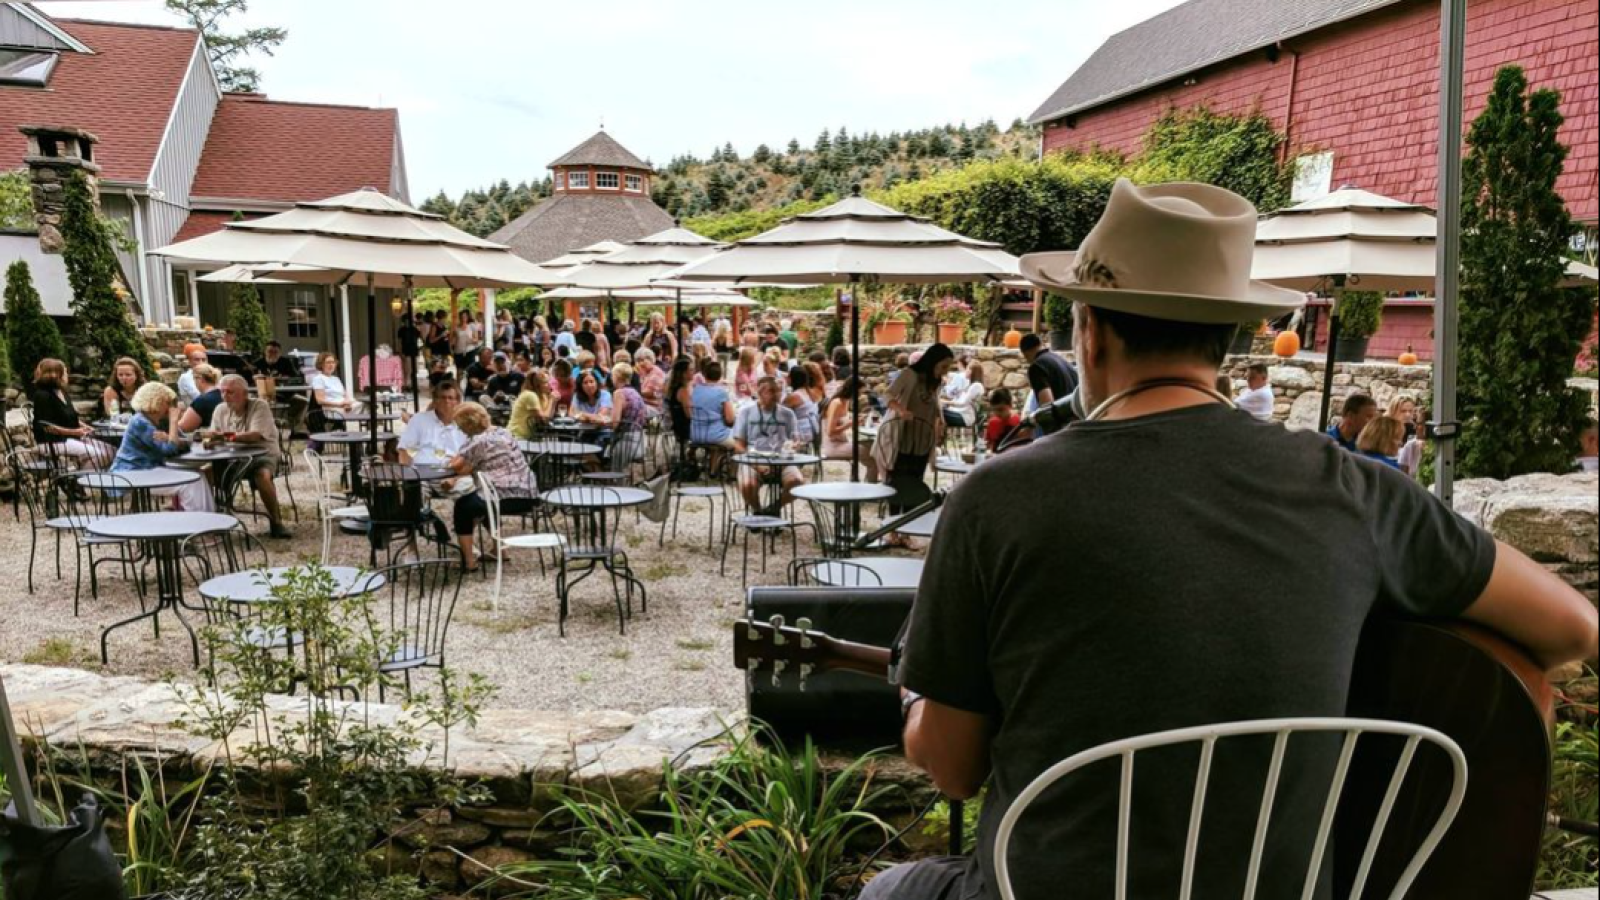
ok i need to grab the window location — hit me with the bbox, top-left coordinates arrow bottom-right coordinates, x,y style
625,174 -> 643,192
567,171 -> 590,189
595,171 -> 620,190
0,49 -> 58,86
171,271 -> 194,317
287,288 -> 320,339
554,171 -> 565,190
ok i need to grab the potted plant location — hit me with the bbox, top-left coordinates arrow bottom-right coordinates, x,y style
1229,321 -> 1261,356
1043,293 -> 1074,351
934,296 -> 972,345
865,295 -> 913,345
1333,291 -> 1383,362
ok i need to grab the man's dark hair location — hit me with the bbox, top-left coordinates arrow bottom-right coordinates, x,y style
1341,393 -> 1377,417
703,360 -> 724,382
576,331 -> 597,352
1092,307 -> 1236,368
266,340 -> 282,349
1019,333 -> 1043,354
433,380 -> 461,399
1247,363 -> 1269,378
787,366 -> 810,389
894,353 -> 910,368
831,346 -> 851,366
989,387 -> 1014,408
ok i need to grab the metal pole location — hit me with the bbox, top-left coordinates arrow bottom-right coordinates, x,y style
367,273 -> 379,458
1318,280 -> 1345,433
1433,0 -> 1467,504
404,276 -> 419,412
338,283 -> 355,388
850,275 -> 861,482
0,670 -> 40,827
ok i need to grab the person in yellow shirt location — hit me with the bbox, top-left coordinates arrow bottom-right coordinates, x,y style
509,368 -> 556,441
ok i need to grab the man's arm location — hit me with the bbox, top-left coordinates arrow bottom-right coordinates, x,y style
902,693 -> 992,800
1462,539 -> 1599,670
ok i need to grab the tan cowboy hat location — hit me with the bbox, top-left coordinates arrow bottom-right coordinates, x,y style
1021,179 -> 1306,324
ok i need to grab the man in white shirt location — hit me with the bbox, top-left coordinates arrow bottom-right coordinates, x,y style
733,376 -> 806,512
1234,363 -> 1275,422
1578,418 -> 1598,473
397,381 -> 467,466
175,347 -> 209,403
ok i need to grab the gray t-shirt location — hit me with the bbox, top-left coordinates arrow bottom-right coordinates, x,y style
733,402 -> 797,452
901,403 -> 1494,900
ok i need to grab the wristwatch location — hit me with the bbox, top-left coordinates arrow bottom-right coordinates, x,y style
901,691 -> 925,721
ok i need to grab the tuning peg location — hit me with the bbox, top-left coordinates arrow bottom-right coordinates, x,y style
799,663 -> 813,690
797,617 -> 814,649
771,659 -> 787,687
744,654 -> 762,671
770,615 -> 787,646
745,615 -> 761,642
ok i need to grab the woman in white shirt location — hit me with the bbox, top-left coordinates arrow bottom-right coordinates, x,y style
452,309 -> 483,371
310,352 -> 358,414
939,360 -> 986,428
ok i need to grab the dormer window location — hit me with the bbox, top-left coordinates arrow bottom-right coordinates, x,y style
595,171 -> 620,190
625,174 -> 643,192
0,48 -> 59,86
568,171 -> 590,190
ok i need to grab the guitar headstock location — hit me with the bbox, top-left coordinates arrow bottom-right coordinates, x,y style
732,615 -> 836,687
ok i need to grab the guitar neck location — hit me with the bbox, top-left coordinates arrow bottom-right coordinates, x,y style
818,638 -> 895,681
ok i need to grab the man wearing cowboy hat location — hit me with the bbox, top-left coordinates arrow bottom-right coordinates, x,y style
869,180 -> 1597,900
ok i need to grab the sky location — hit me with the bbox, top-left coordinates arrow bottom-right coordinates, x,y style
38,0 -> 1188,199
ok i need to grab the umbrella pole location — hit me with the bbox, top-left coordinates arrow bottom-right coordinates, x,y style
1317,281 -> 1344,433
675,288 -> 683,348
850,275 -> 861,482
405,276 -> 419,412
1433,0 -> 1467,504
0,670 -> 40,827
367,273 -> 379,458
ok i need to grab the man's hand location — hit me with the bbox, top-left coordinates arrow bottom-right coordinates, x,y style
1464,539 -> 1599,671
902,691 -> 992,801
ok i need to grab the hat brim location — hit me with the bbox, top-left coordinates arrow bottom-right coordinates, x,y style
1021,251 -> 1306,325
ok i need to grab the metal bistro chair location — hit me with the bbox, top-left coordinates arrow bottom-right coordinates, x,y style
788,557 -> 883,588
804,497 -> 857,560
477,473 -> 561,612
552,484 -> 635,636
582,419 -> 645,486
720,474 -> 800,591
362,559 -> 462,701
177,528 -> 291,669
990,718 -> 1468,900
47,472 -> 142,615
660,442 -> 727,551
304,448 -> 368,565
363,460 -> 450,568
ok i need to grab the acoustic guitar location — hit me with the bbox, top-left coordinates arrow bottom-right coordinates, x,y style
732,611 -> 1555,899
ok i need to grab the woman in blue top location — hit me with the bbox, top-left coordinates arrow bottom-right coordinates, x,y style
1355,415 -> 1404,470
112,383 -> 215,511
689,360 -> 736,448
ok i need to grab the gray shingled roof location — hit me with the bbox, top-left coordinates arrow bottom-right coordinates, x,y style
1027,0 -> 1402,124
489,192 -> 675,265
547,130 -> 653,171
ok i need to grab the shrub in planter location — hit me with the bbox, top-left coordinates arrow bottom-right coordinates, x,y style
1043,293 -> 1074,351
5,259 -> 67,389
1334,291 -> 1383,362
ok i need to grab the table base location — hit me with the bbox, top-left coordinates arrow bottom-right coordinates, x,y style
100,538 -> 199,668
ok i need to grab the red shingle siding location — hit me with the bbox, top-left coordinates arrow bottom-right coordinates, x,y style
189,95 -> 398,202
1042,0 -> 1599,223
0,20 -> 200,183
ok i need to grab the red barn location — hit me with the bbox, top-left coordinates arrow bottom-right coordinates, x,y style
1027,0 -> 1599,359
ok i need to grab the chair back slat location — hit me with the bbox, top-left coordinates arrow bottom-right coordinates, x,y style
991,718 -> 1467,900
477,474 -> 502,544
1300,730 -> 1362,900
1177,735 -> 1217,900
788,558 -> 882,588
367,559 -> 461,670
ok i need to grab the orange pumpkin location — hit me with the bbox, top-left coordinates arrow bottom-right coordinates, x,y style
1272,330 -> 1301,358
1398,345 -> 1419,366
1003,328 -> 1023,349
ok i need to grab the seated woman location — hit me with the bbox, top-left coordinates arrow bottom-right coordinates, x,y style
821,376 -> 877,481
176,364 -> 223,435
571,370 -> 614,438
665,357 -> 694,448
689,359 -> 737,472
101,356 -> 146,417
939,360 -> 986,432
608,363 -> 649,467
732,346 -> 760,400
30,358 -> 113,469
446,402 -> 536,571
550,358 -> 577,414
1356,415 -> 1405,469
508,368 -> 556,441
634,348 -> 667,415
310,352 -> 360,419
781,365 -> 821,451
111,383 -> 215,511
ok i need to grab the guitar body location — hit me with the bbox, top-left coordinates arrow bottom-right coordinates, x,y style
1337,614 -> 1553,900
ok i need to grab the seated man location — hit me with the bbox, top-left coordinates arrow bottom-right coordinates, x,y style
175,346 -> 210,404
732,376 -> 807,513
485,353 -> 525,400
464,347 -> 496,396
1235,362 -> 1275,422
251,340 -> 302,383
868,180 -> 1598,900
1327,392 -> 1377,452
211,375 -> 292,538
397,381 -> 466,467
982,387 -> 1020,453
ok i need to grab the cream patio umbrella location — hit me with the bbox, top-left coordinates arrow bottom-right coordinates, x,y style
1254,186 -> 1598,499
666,188 -> 1020,479
152,188 -> 547,449
555,227 -> 731,329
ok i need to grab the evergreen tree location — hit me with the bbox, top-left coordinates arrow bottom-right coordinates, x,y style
227,283 -> 271,357
1457,66 -> 1594,478
814,129 -> 832,155
787,138 -> 801,156
4,260 -> 67,389
60,170 -> 151,381
704,167 -> 732,211
753,143 -> 773,165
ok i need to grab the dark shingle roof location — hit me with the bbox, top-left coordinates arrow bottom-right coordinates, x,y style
1027,0 -> 1402,124
548,130 -> 653,171
489,192 -> 674,264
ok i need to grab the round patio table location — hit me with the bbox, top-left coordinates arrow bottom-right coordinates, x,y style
310,430 -> 396,496
168,444 -> 268,468
75,468 -> 202,513
519,440 -> 603,458
541,486 -> 653,631
199,565 -> 384,604
89,511 -> 239,668
793,481 -> 896,555
732,452 -> 821,513
324,410 -> 400,429
810,556 -> 925,589
933,456 -> 975,476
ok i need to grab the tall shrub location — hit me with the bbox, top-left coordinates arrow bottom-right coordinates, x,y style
61,169 -> 151,382
227,283 -> 272,357
4,259 -> 67,388
1457,66 -> 1595,478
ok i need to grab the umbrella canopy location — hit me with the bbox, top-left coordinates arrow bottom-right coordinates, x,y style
526,239 -> 627,287
558,227 -> 726,291
634,291 -> 757,308
196,262 -> 321,285
542,286 -> 675,300
666,193 -> 1020,285
151,188 -> 549,289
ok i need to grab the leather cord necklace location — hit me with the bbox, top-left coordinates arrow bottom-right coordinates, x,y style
1085,377 -> 1237,422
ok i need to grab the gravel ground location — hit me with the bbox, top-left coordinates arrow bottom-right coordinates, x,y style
0,457 -> 924,715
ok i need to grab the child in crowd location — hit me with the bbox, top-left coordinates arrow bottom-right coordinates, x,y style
984,388 -> 1021,453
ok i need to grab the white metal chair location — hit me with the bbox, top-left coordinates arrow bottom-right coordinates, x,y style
991,717 -> 1468,900
303,448 -> 368,565
476,474 -> 561,612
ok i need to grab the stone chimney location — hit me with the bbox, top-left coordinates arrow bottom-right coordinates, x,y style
19,124 -> 100,254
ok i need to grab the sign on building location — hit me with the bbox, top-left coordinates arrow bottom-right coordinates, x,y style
1292,151 -> 1335,203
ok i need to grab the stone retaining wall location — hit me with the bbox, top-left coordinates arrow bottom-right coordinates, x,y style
1454,471 -> 1599,608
